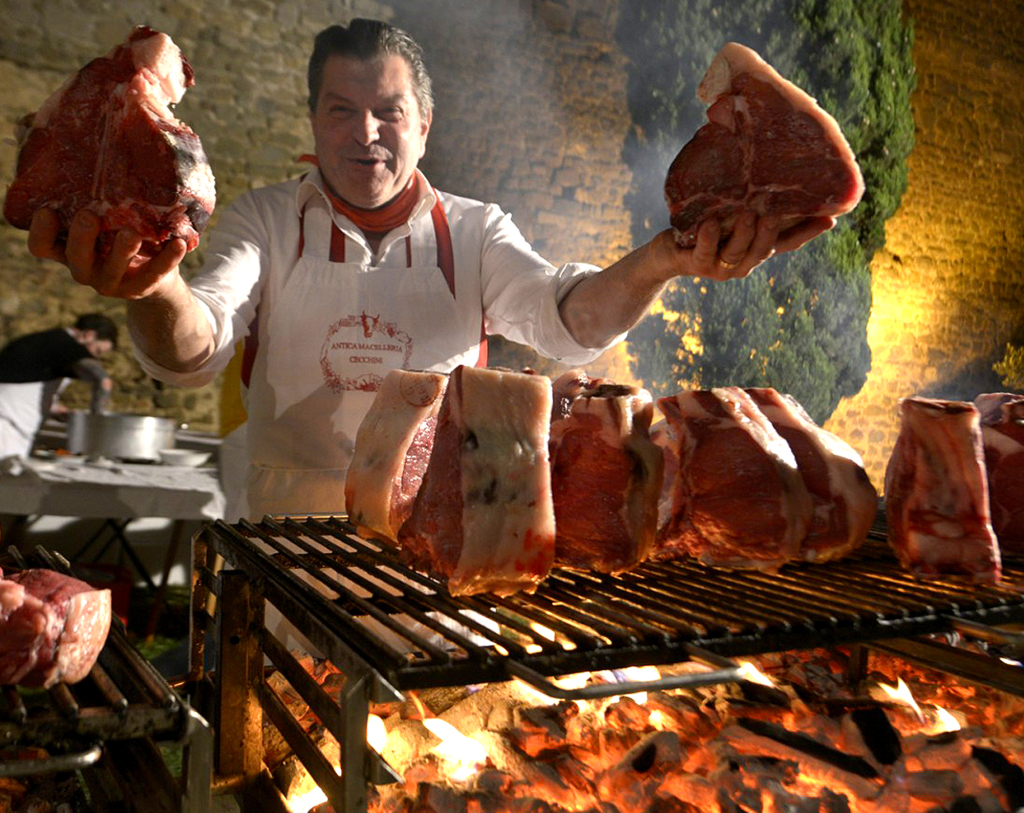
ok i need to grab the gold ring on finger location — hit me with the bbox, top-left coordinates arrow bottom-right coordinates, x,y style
717,258 -> 739,270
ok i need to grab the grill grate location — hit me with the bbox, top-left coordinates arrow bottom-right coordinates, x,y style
0,545 -> 212,812
197,514 -> 1024,691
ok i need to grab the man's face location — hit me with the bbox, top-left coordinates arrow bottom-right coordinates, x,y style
310,54 -> 431,210
79,331 -> 113,358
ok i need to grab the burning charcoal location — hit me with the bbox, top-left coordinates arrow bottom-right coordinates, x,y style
902,730 -> 972,771
658,773 -> 719,809
595,731 -> 684,813
382,719 -> 442,775
471,729 -> 586,810
901,769 -> 965,802
947,797 -> 985,813
511,704 -> 569,757
603,695 -> 653,732
850,706 -> 902,765
645,693 -> 718,742
972,745 -> 1024,809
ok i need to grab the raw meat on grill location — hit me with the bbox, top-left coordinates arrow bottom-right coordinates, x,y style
550,368 -> 608,422
3,26 -> 215,267
398,365 -> 556,596
549,382 -> 664,574
654,387 -> 812,571
345,369 -> 448,540
974,392 -> 1024,554
649,419 -> 679,532
745,387 -> 877,562
884,397 -> 1001,583
0,567 -> 112,688
664,42 -> 864,247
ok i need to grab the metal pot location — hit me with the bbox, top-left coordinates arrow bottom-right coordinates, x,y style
66,411 -> 177,461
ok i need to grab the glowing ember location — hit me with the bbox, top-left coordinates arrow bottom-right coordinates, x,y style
367,713 -> 387,754
929,704 -> 962,733
607,665 -> 661,704
877,677 -> 926,724
422,717 -> 488,780
738,660 -> 776,687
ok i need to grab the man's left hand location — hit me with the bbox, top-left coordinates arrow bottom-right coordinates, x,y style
659,212 -> 837,282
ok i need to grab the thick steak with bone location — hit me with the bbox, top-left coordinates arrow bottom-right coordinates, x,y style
654,387 -> 812,571
975,392 -> 1024,554
0,568 -> 112,688
745,387 -> 877,563
398,366 -> 555,596
345,368 -> 449,540
664,42 -> 863,247
884,397 -> 1001,583
3,26 -> 215,267
549,377 -> 663,574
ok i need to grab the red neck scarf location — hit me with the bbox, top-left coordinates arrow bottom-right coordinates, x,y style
298,154 -> 421,234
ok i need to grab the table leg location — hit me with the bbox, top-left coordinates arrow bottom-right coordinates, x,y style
146,519 -> 187,639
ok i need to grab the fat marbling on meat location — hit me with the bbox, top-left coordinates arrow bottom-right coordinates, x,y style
654,387 -> 812,571
345,369 -> 448,540
398,365 -> 555,596
0,568 -> 112,688
974,392 -> 1024,554
3,26 -> 215,267
884,396 -> 1001,583
745,387 -> 877,562
549,377 -> 663,574
664,42 -> 863,247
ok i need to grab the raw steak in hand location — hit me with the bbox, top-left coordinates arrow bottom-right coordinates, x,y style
665,42 -> 863,247
3,26 -> 215,267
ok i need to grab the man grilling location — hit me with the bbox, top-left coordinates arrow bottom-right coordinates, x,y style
25,19 -> 833,519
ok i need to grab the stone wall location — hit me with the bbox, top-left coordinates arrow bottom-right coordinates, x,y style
0,0 -> 633,431
823,0 -> 1024,488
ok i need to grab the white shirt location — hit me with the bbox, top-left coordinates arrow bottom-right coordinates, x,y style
133,169 -> 622,516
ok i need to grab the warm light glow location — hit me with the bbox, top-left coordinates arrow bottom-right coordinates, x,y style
648,709 -> 669,730
738,661 -> 775,687
289,787 -> 327,813
877,677 -> 926,724
526,621 -> 577,652
929,704 -> 962,733
367,713 -> 387,754
609,665 -> 661,705
423,717 -> 489,780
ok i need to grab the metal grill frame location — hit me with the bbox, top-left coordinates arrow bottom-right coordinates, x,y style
190,514 -> 1024,813
1,545 -> 213,813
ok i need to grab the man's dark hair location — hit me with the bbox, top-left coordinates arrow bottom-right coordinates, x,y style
74,313 -> 119,349
307,19 -> 434,116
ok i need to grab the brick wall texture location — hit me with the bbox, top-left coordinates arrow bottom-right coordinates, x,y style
823,0 -> 1024,488
1,0 -> 1022,496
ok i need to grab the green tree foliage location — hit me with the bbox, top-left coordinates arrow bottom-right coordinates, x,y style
616,0 -> 915,423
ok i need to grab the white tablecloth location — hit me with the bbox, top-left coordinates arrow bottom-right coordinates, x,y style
0,455 -> 225,521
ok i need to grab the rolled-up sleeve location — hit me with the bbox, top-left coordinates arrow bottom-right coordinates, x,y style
132,194 -> 270,387
478,206 -> 626,365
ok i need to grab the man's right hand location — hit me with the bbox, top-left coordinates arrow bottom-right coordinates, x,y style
27,208 -> 187,301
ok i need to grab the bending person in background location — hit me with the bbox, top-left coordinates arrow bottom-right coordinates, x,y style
24,20 -> 833,518
0,313 -> 118,459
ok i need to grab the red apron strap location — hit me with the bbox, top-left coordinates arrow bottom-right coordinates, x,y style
429,193 -> 456,299
330,222 -> 346,262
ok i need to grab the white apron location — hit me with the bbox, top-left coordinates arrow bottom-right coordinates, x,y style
242,189 -> 485,519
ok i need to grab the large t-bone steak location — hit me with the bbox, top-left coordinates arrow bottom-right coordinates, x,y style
398,365 -> 555,596
664,42 -> 864,247
654,387 -> 812,571
3,26 -> 215,267
0,567 -> 112,688
745,387 -> 878,563
884,397 -> 1001,583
